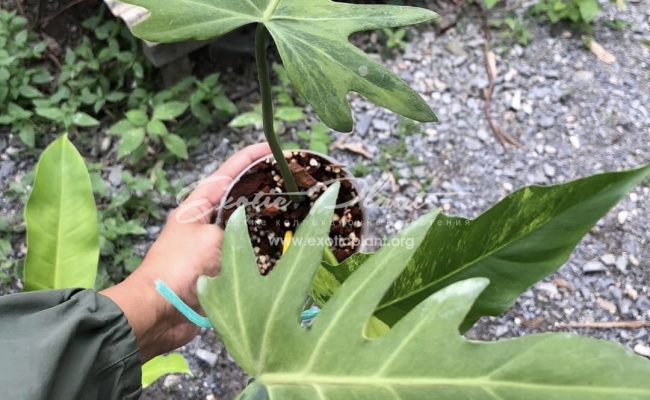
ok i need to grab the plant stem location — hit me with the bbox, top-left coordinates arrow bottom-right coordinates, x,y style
255,24 -> 301,203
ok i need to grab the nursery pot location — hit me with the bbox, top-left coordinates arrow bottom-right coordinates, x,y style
216,150 -> 368,274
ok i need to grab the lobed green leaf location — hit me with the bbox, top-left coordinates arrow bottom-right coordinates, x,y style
121,0 -> 438,132
199,181 -> 650,399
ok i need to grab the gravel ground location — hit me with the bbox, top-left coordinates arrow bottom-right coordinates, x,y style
3,1 -> 650,399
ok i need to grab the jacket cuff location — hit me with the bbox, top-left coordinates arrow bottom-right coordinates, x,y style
93,290 -> 143,399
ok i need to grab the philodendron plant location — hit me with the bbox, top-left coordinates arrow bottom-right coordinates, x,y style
200,169 -> 650,399
117,1 -> 650,398
122,0 -> 438,198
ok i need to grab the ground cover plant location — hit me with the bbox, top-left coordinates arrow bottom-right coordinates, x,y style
0,9 -> 51,147
0,7 -> 242,386
0,7 -> 245,287
531,0 -> 601,26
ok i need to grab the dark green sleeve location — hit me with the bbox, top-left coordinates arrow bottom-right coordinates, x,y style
0,289 -> 142,400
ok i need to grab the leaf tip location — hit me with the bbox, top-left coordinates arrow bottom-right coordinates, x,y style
316,181 -> 341,207
332,119 -> 355,135
466,277 -> 490,293
425,109 -> 439,123
197,274 -> 210,296
228,206 -> 248,228
420,8 -> 442,24
434,277 -> 491,314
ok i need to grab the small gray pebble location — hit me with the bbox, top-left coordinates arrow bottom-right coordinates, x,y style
356,113 -> 373,136
600,253 -> 617,266
583,261 -> 608,274
615,255 -> 628,272
538,116 -> 555,129
196,349 -> 219,367
574,70 -> 594,82
147,226 -> 161,237
543,163 -> 556,178
108,166 -> 123,187
0,162 -> 16,180
372,119 -> 390,131
476,128 -> 490,142
494,325 -> 509,338
163,374 -> 181,388
634,344 -> 650,358
465,137 -> 482,151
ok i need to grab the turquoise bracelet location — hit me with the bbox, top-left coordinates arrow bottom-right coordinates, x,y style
155,280 -> 320,329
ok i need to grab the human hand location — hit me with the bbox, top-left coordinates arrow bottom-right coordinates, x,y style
101,143 -> 271,362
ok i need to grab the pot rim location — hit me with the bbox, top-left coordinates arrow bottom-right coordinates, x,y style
215,149 -> 369,253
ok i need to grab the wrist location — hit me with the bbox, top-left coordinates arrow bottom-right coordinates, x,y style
101,274 -> 170,362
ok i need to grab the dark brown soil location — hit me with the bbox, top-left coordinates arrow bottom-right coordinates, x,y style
12,0 -> 101,47
219,152 -> 365,274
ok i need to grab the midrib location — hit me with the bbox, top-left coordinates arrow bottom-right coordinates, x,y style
259,373 -> 650,395
262,0 -> 281,21
53,140 -> 65,288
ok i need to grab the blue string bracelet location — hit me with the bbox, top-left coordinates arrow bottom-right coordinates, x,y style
155,280 -> 320,329
156,280 -> 213,329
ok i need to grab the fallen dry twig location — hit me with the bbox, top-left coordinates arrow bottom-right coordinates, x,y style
478,3 -> 522,148
334,142 -> 373,159
584,36 -> 616,65
556,321 -> 650,330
